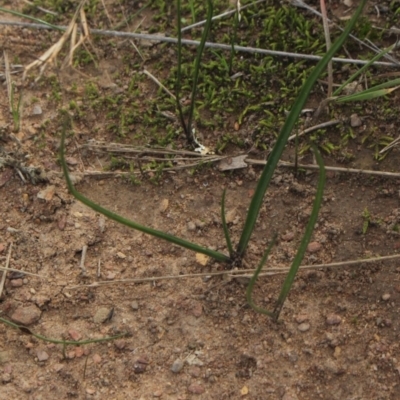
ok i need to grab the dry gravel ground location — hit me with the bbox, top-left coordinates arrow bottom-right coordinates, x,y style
1,1 -> 400,399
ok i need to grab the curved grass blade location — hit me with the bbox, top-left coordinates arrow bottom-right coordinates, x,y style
60,125 -> 230,263
333,42 -> 397,97
272,145 -> 325,320
246,234 -> 277,317
0,317 -> 126,345
221,189 -> 234,257
236,0 -> 367,257
335,78 -> 400,103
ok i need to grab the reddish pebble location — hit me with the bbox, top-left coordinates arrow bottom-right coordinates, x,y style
326,314 -> 342,325
75,347 -> 84,358
10,279 -> 23,287
36,349 -> 49,361
307,242 -> 322,253
68,329 -> 82,341
92,354 -> 102,364
188,383 -> 205,394
114,339 -> 126,350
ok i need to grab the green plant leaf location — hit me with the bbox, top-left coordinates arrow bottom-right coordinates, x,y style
60,123 -> 230,263
273,145 -> 326,320
236,0 -> 367,257
221,189 -> 234,257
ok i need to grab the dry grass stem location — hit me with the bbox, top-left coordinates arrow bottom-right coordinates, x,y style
143,69 -> 176,100
66,254 -> 400,289
0,242 -> 13,298
2,21 -> 397,67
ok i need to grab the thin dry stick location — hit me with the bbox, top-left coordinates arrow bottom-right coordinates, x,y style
287,119 -> 341,141
79,245 -> 88,275
0,242 -> 13,298
0,266 -> 44,279
66,254 -> 400,289
0,21 -> 396,67
143,69 -> 176,100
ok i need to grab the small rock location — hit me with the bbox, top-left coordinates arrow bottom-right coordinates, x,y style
37,185 -> 56,201
187,221 -> 196,231
191,302 -> 203,318
133,357 -> 148,374
93,307 -> 112,324
153,390 -> 163,398
188,383 -> 205,394
114,339 -> 126,350
326,314 -> 342,325
32,104 -> 42,115
66,157 -> 78,166
350,113 -> 362,127
106,272 -> 116,280
1,373 -> 12,383
86,388 -> 96,395
10,279 -> 23,287
92,354 -> 102,364
10,305 -> 41,326
171,358 -> 184,373
68,329 -> 82,341
225,209 -> 238,224
295,314 -> 309,324
298,322 -> 310,332
382,293 -> 391,301
75,347 -> 84,358
53,363 -> 64,372
116,252 -> 126,259
159,198 -> 169,213
130,301 -> 139,311
36,349 -> 49,361
281,232 -> 295,242
343,0 -> 353,8
307,242 -> 322,253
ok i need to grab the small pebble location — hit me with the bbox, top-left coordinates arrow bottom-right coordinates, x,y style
188,383 -> 205,394
171,358 -> 184,373
326,314 -> 342,325
382,293 -> 391,301
187,221 -> 196,231
307,242 -> 322,253
350,113 -> 362,127
93,307 -> 112,324
10,279 -> 23,287
298,322 -> 310,332
131,301 -> 139,311
36,350 -> 49,362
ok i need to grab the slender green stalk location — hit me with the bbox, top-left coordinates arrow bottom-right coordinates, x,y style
272,146 -> 325,320
335,78 -> 400,102
246,234 -> 277,317
176,0 -> 189,139
221,189 -> 234,257
60,123 -> 230,263
186,0 -> 213,137
0,317 -> 126,345
333,43 -> 397,96
228,6 -> 239,75
236,0 -> 367,257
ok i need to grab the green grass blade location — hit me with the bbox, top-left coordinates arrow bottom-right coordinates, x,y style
336,85 -> 400,103
333,43 -> 396,97
335,78 -> 400,102
186,0 -> 213,137
272,146 -> 325,320
0,7 -> 63,31
221,189 -> 234,257
246,234 -> 277,318
175,0 -> 189,140
236,0 -> 367,257
60,125 -> 229,263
